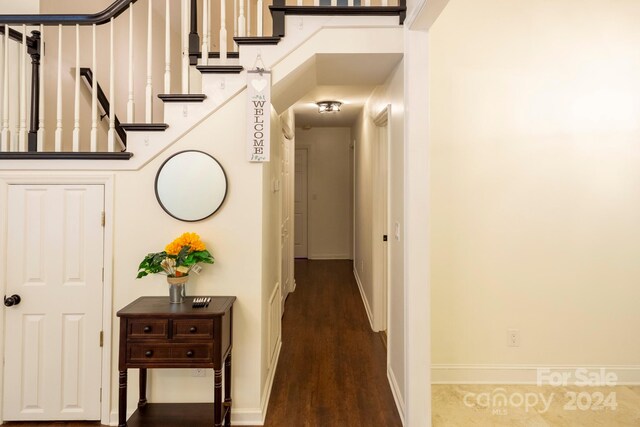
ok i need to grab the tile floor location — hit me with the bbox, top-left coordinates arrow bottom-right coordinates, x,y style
433,385 -> 640,426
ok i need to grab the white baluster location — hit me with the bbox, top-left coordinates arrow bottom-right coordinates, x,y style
220,0 -> 228,62
257,0 -> 263,36
348,0 -> 354,6
248,0 -> 252,36
331,0 -> 337,6
238,0 -> 246,37
297,0 -> 303,6
127,3 -> 135,122
18,26 -> 27,152
314,0 -> 320,7
55,24 -> 62,152
0,27 -> 7,152
90,24 -> 98,152
37,24 -> 44,152
164,0 -> 171,94
233,0 -> 238,38
146,0 -> 153,123
202,0 -> 209,65
364,0 -> 371,5
108,17 -> 115,153
181,0 -> 190,94
72,24 -> 80,152
382,0 -> 388,5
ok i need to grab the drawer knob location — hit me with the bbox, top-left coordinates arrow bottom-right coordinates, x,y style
189,326 -> 197,333
145,350 -> 153,357
143,326 -> 151,333
186,350 -> 194,357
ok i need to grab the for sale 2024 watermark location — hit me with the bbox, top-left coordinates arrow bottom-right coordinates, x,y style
462,368 -> 618,416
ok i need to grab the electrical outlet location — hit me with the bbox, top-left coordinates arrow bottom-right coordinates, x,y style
507,329 -> 520,347
192,368 -> 206,377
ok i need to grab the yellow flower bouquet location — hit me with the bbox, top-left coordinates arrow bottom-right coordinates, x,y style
136,232 -> 214,279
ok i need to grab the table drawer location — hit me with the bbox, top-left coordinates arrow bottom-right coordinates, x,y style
128,319 -> 169,339
128,344 -> 172,362
128,343 -> 213,363
173,319 -> 214,339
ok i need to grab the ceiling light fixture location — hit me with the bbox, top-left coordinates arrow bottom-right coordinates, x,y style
316,101 -> 342,114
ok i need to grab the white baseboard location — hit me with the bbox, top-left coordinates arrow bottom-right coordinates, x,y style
432,364 -> 640,385
110,406 -> 268,426
387,365 -> 405,425
353,267 -> 375,330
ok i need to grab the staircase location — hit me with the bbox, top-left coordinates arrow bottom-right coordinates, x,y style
0,0 -> 405,169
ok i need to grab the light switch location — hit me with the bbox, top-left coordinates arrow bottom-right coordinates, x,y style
394,222 -> 400,241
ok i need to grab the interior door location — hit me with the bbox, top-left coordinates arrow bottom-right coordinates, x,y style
294,148 -> 308,258
3,184 -> 104,421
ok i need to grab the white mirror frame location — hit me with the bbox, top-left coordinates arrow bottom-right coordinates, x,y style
155,150 -> 228,222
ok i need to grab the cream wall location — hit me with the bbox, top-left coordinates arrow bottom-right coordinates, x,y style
106,90 -> 270,422
296,127 -> 353,260
352,59 -> 405,415
430,0 -> 640,375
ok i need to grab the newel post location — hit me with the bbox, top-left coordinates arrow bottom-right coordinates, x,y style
188,0 -> 200,65
272,0 -> 285,37
28,30 -> 41,152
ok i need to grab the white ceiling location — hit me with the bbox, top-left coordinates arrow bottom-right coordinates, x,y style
271,53 -> 403,128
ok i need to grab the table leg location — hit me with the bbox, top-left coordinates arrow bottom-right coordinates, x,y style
138,368 -> 148,408
118,370 -> 127,427
214,367 -> 223,427
224,353 -> 232,426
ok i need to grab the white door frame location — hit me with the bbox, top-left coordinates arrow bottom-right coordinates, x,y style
0,172 -> 115,425
372,105 -> 391,332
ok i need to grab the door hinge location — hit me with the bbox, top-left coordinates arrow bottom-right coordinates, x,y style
99,331 -> 104,347
101,211 -> 105,227
100,387 -> 102,402
383,234 -> 388,242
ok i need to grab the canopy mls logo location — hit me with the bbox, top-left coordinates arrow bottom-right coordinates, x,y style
247,70 -> 271,162
463,368 -> 619,416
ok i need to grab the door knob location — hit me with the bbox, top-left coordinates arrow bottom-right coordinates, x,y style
4,294 -> 21,307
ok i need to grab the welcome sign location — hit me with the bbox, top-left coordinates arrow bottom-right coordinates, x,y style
247,70 -> 271,162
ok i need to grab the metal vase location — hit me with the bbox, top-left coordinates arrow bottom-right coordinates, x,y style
167,276 -> 188,304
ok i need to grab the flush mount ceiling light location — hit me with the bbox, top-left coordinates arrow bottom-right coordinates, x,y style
316,101 -> 342,114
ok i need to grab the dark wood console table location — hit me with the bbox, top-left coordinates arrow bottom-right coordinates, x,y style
117,296 -> 236,427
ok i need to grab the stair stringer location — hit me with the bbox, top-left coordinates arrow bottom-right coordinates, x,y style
0,16 -> 402,172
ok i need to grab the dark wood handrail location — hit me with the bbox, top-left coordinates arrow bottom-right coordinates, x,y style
0,0 -> 138,26
79,68 -> 128,151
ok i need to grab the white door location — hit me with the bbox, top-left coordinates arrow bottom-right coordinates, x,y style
294,149 -> 308,258
3,185 -> 104,421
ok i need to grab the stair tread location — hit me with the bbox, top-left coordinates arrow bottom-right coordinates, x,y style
196,65 -> 244,74
0,151 -> 133,160
158,94 -> 207,102
121,123 -> 169,131
269,5 -> 406,14
233,36 -> 281,45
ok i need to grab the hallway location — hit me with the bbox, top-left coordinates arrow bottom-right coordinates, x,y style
263,259 -> 402,426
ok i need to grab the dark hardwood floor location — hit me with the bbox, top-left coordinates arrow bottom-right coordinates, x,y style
5,259 -> 401,427
262,259 -> 402,427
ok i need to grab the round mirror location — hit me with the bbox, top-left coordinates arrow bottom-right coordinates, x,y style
155,150 -> 228,222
